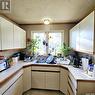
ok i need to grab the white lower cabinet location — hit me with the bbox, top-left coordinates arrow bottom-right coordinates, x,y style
77,81 -> 95,95
1,65 -> 95,95
3,76 -> 23,95
60,68 -> 68,95
67,83 -> 74,95
31,71 -> 60,90
31,66 -> 60,90
45,72 -> 59,90
23,67 -> 32,92
1,70 -> 23,95
31,71 -> 45,89
67,72 -> 95,95
68,72 -> 77,95
67,76 -> 76,95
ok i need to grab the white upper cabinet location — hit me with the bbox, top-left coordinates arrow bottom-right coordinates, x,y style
0,17 -> 2,50
70,23 -> 80,51
23,30 -> 26,48
79,12 -> 94,53
20,28 -> 26,48
14,25 -> 21,48
70,11 -> 95,54
14,25 -> 26,49
0,17 -> 14,50
0,17 -> 26,50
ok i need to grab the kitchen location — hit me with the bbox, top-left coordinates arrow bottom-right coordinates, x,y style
0,0 -> 95,95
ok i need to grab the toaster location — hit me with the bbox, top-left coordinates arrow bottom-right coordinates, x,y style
0,60 -> 10,72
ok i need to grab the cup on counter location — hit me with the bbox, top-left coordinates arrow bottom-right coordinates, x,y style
12,57 -> 19,64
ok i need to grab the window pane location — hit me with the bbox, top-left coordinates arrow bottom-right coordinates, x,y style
33,32 -> 46,55
48,32 -> 62,55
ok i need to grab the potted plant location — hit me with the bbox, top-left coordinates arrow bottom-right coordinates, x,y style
61,43 -> 72,58
25,38 -> 40,56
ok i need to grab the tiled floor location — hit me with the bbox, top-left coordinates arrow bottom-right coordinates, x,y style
23,89 -> 65,95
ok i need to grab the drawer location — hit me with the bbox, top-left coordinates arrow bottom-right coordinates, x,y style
69,72 -> 77,89
31,66 -> 60,71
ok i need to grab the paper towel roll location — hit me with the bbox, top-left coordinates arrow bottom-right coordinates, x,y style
82,58 -> 89,71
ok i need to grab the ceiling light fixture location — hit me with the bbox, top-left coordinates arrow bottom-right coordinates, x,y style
43,18 -> 51,25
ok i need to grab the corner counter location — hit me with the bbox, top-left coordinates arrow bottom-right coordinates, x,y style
0,61 -> 95,85
0,61 -> 95,95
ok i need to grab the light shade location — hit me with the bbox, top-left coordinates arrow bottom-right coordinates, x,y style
43,18 -> 51,25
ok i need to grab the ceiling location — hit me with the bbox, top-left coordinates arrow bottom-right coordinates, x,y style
2,0 -> 95,24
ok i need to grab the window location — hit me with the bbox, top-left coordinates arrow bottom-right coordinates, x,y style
32,31 -> 63,55
33,32 -> 46,55
48,32 -> 62,55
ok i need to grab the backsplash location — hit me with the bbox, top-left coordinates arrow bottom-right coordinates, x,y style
78,52 -> 95,64
0,50 -> 19,58
0,49 -> 95,63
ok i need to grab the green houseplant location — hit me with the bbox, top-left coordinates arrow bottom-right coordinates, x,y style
25,38 -> 40,56
61,43 -> 72,57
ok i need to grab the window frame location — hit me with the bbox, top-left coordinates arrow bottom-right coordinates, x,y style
31,30 -> 64,55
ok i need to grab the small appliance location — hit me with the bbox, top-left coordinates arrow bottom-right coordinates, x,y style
0,60 -> 10,72
68,51 -> 81,68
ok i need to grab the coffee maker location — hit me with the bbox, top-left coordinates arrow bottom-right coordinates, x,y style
68,51 -> 81,68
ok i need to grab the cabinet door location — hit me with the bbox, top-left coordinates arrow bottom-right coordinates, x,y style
79,12 -> 94,53
23,67 -> 31,92
31,71 -> 45,89
70,27 -> 76,49
19,29 -> 23,48
0,17 -> 1,50
23,30 -> 26,48
15,75 -> 23,95
3,76 -> 23,95
67,84 -> 74,95
14,25 -> 21,48
60,68 -> 68,95
14,25 -> 26,49
70,24 -> 80,50
1,17 -> 13,50
20,29 -> 26,48
46,72 -> 60,90
77,81 -> 95,95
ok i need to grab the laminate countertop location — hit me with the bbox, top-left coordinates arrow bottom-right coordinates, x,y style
0,61 -> 95,85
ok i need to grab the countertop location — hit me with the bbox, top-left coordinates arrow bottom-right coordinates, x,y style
0,61 -> 95,85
